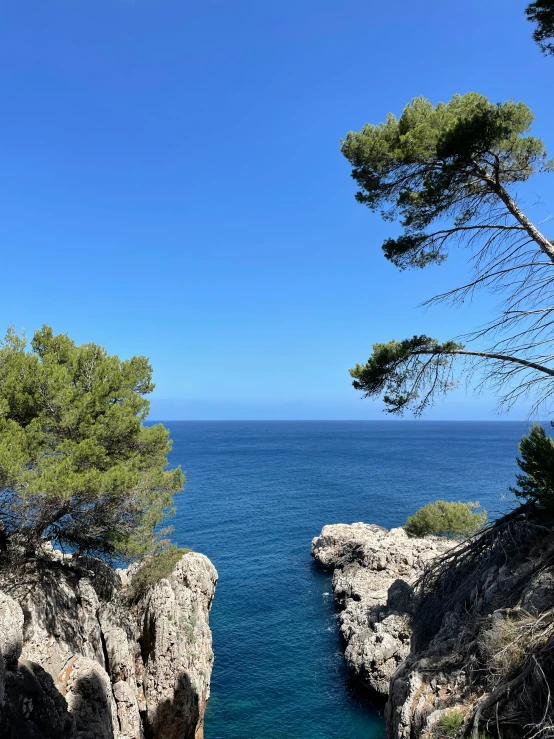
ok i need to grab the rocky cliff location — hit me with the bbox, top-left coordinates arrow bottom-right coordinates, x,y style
313,513 -> 554,739
384,509 -> 554,739
311,523 -> 453,700
0,544 -> 217,739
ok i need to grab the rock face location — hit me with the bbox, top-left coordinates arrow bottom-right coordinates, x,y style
311,523 -> 453,699
0,549 -> 217,739
137,555 -> 217,739
314,515 -> 554,739
383,512 -> 554,739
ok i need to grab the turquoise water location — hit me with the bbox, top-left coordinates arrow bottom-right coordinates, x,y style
163,421 -> 526,739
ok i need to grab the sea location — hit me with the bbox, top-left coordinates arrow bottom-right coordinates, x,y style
161,420 -> 531,739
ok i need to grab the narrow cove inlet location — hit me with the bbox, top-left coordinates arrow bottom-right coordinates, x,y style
162,420 -> 523,739
4,3 -> 554,737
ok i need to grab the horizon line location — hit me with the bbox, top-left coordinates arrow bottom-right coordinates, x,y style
146,418 -> 533,423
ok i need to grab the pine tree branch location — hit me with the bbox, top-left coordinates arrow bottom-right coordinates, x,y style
413,348 -> 554,378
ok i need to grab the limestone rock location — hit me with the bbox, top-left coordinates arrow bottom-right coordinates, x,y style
15,564 -> 104,678
98,601 -> 137,684
137,552 -> 217,739
0,591 -> 24,667
381,514 -> 554,739
0,659 -> 75,739
0,647 -> 5,709
311,523 -> 453,699
112,680 -> 143,739
115,569 -> 130,589
58,656 -> 119,739
0,547 -> 217,739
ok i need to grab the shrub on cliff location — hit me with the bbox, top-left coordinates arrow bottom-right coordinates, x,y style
128,544 -> 192,602
435,709 -> 465,738
511,423 -> 554,509
479,614 -> 533,685
405,500 -> 487,539
0,326 -> 184,560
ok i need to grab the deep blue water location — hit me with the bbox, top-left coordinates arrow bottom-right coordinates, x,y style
162,421 -> 529,739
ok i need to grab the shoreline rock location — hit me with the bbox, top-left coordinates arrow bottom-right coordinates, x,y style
0,548 -> 217,739
312,516 -> 554,739
311,523 -> 453,700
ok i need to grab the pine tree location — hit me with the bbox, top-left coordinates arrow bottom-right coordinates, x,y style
512,424 -> 554,508
0,326 -> 184,559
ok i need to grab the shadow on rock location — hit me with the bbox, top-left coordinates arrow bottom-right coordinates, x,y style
62,657 -> 116,739
145,671 -> 202,739
0,660 -> 74,739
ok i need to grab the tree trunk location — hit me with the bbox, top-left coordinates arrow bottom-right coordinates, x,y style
495,182 -> 554,265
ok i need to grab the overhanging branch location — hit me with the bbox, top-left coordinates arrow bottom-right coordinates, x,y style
414,348 -> 554,378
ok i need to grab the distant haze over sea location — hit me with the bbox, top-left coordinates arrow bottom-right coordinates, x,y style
148,396 -> 532,422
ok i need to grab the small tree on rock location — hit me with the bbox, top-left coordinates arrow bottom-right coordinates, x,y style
511,423 -> 554,508
0,326 -> 184,560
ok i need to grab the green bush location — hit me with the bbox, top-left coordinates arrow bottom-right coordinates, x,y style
436,709 -> 465,737
128,544 -> 191,602
405,500 -> 487,539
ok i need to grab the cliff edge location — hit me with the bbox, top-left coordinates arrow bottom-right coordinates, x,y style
0,544 -> 217,739
311,523 -> 453,700
313,513 -> 554,739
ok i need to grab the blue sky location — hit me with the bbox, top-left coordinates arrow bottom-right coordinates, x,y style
1,0 -> 553,420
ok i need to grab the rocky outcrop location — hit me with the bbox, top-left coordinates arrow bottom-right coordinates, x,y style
314,514 -> 554,739
137,555 -> 217,739
0,548 -> 217,739
0,591 -> 24,668
311,523 -> 453,699
383,511 -> 554,739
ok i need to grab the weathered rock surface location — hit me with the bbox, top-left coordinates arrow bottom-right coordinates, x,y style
311,523 -> 453,699
383,512 -> 554,739
137,554 -> 217,739
0,590 -> 24,667
315,514 -> 554,739
0,549 -> 217,739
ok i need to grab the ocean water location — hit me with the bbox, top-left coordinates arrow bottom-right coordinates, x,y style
163,421 -> 529,739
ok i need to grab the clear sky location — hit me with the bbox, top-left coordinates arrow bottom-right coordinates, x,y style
1,0 -> 552,420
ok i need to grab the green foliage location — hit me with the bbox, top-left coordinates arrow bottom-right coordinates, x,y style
405,500 -> 487,539
0,326 -> 184,559
511,423 -> 554,508
527,1 -> 554,54
128,544 -> 191,602
341,93 -> 551,270
436,709 -> 465,738
349,336 -> 464,415
342,93 -> 554,416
